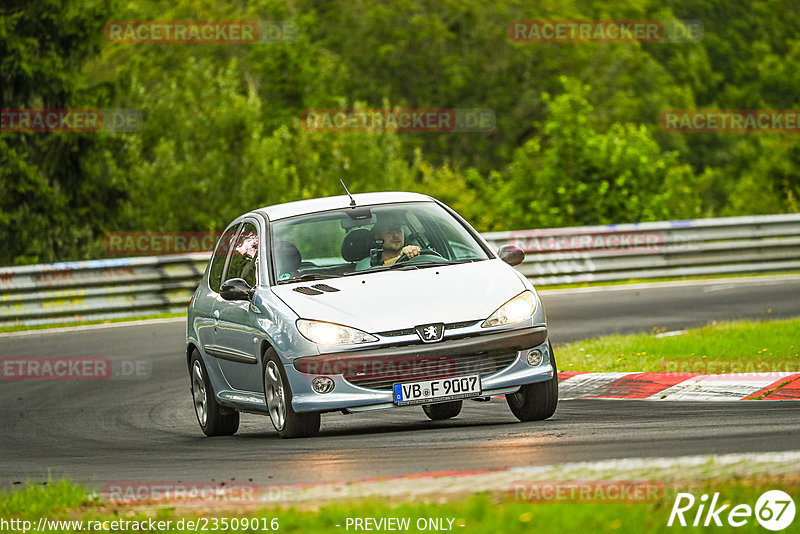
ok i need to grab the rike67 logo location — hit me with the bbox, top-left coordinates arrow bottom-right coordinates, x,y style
668,490 -> 795,531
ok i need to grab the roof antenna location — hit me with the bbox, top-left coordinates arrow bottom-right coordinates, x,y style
340,179 -> 356,207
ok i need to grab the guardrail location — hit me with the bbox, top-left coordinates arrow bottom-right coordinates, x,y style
482,213 -> 800,286
2,214 -> 799,327
0,255 -> 209,327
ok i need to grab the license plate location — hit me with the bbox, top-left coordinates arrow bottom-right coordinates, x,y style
393,375 -> 481,406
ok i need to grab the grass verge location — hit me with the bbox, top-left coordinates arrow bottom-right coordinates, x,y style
555,317 -> 800,373
1,478 -> 797,533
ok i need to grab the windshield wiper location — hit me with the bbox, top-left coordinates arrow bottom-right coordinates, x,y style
388,263 -> 419,270
342,258 -> 484,277
343,263 -> 418,276
411,259 -> 479,268
277,273 -> 339,284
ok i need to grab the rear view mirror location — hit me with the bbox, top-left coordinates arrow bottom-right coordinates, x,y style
497,244 -> 525,266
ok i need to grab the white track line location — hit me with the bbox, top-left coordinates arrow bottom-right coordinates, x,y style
652,373 -> 794,401
244,451 -> 800,504
539,274 -> 800,295
558,372 -> 633,399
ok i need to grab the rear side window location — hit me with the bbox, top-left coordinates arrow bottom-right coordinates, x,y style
225,222 -> 259,287
208,225 -> 239,293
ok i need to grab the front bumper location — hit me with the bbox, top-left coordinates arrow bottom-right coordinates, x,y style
287,326 -> 553,413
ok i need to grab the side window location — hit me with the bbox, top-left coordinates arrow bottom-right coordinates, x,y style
225,222 -> 259,287
208,225 -> 239,293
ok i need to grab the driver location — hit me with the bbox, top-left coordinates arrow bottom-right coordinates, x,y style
358,214 -> 421,268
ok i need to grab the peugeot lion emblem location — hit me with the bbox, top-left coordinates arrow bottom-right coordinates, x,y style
415,323 -> 445,343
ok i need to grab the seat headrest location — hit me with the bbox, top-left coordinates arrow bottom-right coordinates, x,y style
341,228 -> 372,263
274,241 -> 302,276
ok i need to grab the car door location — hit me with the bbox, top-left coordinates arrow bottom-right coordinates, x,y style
196,223 -> 239,361
210,220 -> 264,392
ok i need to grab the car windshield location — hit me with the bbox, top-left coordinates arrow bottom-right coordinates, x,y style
270,202 -> 490,284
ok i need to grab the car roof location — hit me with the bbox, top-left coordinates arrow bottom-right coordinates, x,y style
252,191 -> 435,221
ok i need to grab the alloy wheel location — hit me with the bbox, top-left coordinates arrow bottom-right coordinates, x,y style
265,360 -> 287,431
191,360 -> 208,426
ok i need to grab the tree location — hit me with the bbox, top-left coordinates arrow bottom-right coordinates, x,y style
0,0 -> 124,265
493,77 -> 704,229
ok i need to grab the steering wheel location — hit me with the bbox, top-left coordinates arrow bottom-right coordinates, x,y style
394,248 -> 444,264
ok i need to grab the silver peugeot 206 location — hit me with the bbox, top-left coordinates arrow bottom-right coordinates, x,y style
186,191 -> 557,438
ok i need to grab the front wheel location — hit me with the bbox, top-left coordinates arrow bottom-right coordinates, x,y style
190,351 -> 239,436
263,350 -> 320,438
506,344 -> 558,421
422,400 -> 462,420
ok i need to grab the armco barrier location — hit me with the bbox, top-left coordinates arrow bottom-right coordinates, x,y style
0,254 -> 210,327
482,213 -> 800,286
1,214 -> 798,327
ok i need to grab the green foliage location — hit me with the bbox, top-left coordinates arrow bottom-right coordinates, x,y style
495,77 -> 703,229
2,478 -> 799,533
1,0 -> 799,265
0,480 -> 89,517
0,0 -> 125,264
557,317 -> 800,373
723,135 -> 800,215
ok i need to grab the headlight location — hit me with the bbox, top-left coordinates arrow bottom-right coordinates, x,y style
481,290 -> 537,328
296,319 -> 378,345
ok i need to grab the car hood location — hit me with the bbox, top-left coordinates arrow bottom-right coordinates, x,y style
271,260 -> 527,333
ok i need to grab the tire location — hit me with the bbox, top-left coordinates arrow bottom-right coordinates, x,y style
190,350 -> 239,436
263,349 -> 320,438
422,400 -> 463,420
506,342 -> 558,422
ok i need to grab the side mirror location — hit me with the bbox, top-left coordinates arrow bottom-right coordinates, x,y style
497,244 -> 525,266
220,278 -> 254,301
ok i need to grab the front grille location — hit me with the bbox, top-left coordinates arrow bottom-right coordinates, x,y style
344,351 -> 518,391
378,327 -> 415,337
378,319 -> 480,337
448,319 -> 481,329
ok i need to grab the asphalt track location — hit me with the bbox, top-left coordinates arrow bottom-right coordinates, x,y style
1,275 -> 799,488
